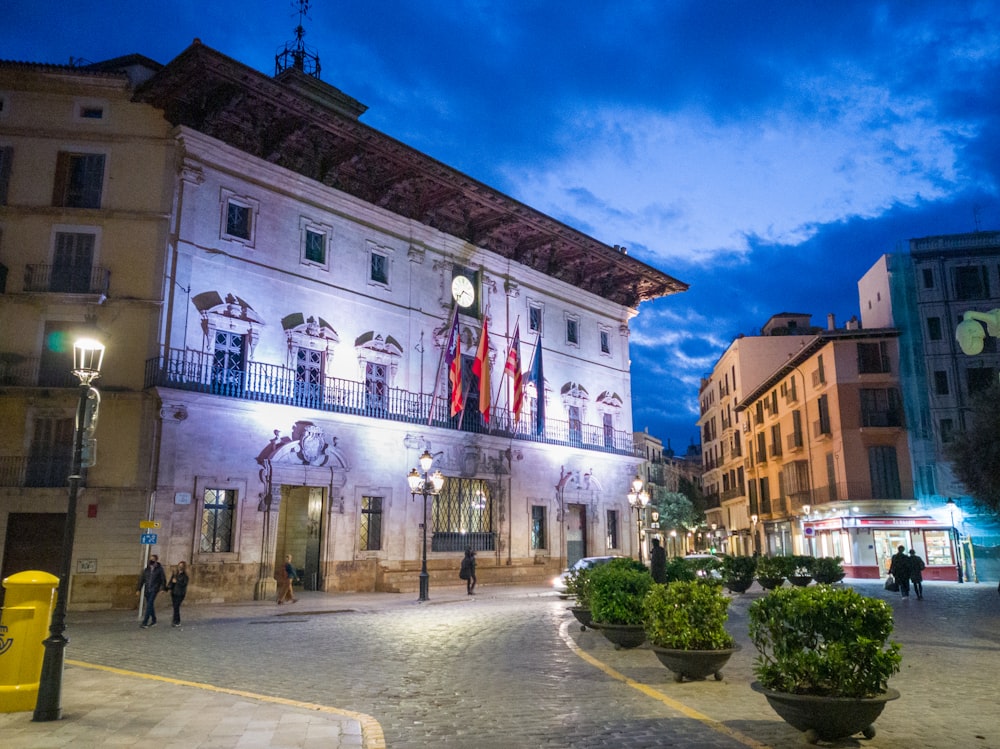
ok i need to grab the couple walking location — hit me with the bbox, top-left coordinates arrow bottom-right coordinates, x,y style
888,545 -> 926,599
136,555 -> 189,627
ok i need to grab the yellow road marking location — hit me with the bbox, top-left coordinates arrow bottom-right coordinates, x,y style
558,622 -> 771,749
66,659 -> 386,749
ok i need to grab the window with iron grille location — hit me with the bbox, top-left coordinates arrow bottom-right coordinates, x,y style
360,496 -> 383,551
304,228 -> 326,264
226,201 -> 251,239
200,488 -> 236,552
606,509 -> 619,549
431,477 -> 495,552
530,505 -> 546,549
52,151 -> 105,208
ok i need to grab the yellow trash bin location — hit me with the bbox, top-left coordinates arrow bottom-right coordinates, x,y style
0,570 -> 59,713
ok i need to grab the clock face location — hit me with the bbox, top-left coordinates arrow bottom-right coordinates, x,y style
451,275 -> 475,307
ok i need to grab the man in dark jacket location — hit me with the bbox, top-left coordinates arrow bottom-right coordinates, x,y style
888,545 -> 911,598
167,560 -> 190,627
649,538 -> 667,584
137,554 -> 167,627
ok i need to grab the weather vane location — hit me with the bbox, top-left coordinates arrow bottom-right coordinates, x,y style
275,0 -> 321,78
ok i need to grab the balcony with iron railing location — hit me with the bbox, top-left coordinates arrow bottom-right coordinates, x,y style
0,455 -> 76,488
145,347 -> 636,456
0,354 -> 79,387
24,264 -> 111,296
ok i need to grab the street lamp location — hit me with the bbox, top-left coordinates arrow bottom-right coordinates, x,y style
750,514 -> 759,555
34,337 -> 104,722
407,449 -> 444,602
946,498 -> 964,583
627,475 -> 650,562
801,504 -> 812,555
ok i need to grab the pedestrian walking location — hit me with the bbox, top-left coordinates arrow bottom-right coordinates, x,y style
889,545 -> 912,598
137,554 -> 166,628
277,554 -> 298,604
460,548 -> 477,595
909,549 -> 926,600
167,560 -> 190,626
649,537 -> 667,584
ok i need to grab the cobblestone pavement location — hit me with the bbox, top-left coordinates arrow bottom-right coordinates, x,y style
4,579 -> 999,748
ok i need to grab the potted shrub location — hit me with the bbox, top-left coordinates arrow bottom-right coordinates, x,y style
564,564 -> 595,630
644,580 -> 739,682
754,555 -> 789,590
811,556 -> 846,584
720,555 -> 756,593
748,586 -> 902,743
588,558 -> 652,649
788,555 -> 815,587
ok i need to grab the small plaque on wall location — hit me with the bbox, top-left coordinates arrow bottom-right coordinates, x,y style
175,492 -> 192,505
77,559 -> 97,573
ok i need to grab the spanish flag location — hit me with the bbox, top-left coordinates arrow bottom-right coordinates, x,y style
472,318 -> 491,423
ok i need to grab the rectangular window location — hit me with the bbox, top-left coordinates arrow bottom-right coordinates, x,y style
528,303 -> 543,334
370,251 -> 388,284
934,370 -> 949,395
770,424 -> 782,457
922,268 -> 934,289
304,228 -> 326,264
790,409 -> 803,448
360,496 -> 383,551
566,317 -> 579,346
868,446 -> 902,499
432,477 -> 495,552
568,405 -> 582,444
26,416 -> 74,487
530,505 -> 546,550
606,509 -> 619,549
857,341 -> 891,374
200,488 -> 236,552
860,388 -> 903,427
923,530 -> 952,566
39,320 -> 77,387
211,330 -> 245,395
50,231 -> 96,293
603,412 -> 614,448
295,346 -> 323,404
815,394 -> 832,436
940,418 -> 955,444
953,265 -> 990,301
226,201 -> 251,239
599,328 -> 610,354
52,151 -> 105,208
0,145 -> 12,205
927,316 -> 942,340
759,476 -> 771,515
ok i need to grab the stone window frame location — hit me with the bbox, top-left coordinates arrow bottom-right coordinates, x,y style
300,217 -> 332,270
367,241 -> 393,290
192,476 -> 246,563
72,97 -> 109,124
527,299 -> 544,336
565,312 -> 580,348
355,485 -> 394,558
598,324 -> 612,357
219,188 -> 259,247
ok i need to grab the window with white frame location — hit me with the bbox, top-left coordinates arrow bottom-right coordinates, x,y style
220,190 -> 258,245
528,302 -> 543,335
565,314 -> 580,346
599,325 -> 611,355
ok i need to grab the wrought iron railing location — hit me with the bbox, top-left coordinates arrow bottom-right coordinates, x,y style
0,455 -> 76,488
23,264 -> 111,295
145,347 -> 636,455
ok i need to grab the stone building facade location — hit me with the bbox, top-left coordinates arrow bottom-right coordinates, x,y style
0,43 -> 686,607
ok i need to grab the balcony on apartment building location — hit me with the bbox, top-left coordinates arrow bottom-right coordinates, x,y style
0,454 -> 76,489
23,263 -> 111,297
0,354 -> 80,387
145,347 -> 636,456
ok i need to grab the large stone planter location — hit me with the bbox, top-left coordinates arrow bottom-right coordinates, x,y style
652,645 -> 740,682
568,606 -> 592,631
590,622 -> 646,650
751,682 -> 900,743
723,578 -> 753,594
788,575 -> 813,587
757,576 -> 785,590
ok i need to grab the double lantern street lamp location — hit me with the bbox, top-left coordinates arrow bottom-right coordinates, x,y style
34,337 -> 104,722
627,475 -> 650,563
407,449 -> 444,602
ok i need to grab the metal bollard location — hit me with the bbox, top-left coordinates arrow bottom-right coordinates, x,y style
0,571 -> 59,712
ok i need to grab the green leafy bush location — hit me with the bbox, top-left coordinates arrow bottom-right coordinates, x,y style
564,565 -> 594,608
644,581 -> 735,650
589,558 -> 653,626
721,555 -> 757,590
811,556 -> 846,584
789,555 -> 815,576
749,586 -> 901,698
755,555 -> 792,582
663,556 -> 697,582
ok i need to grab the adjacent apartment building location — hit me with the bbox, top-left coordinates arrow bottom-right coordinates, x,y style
0,41 -> 687,608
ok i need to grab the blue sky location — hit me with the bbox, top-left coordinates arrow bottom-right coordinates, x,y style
7,1 -> 1000,451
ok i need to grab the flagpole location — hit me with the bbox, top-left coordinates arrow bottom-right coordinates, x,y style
493,315 -> 520,428
426,303 -> 459,426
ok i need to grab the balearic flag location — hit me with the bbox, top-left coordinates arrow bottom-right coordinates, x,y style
503,323 -> 523,421
473,318 -> 491,423
446,312 -> 463,417
529,337 -> 545,435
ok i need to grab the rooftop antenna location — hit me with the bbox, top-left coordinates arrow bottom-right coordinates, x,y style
275,0 -> 321,79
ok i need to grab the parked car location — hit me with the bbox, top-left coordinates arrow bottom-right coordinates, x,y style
552,555 -> 622,597
683,553 -> 724,579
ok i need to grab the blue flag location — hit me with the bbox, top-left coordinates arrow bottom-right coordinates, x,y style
530,338 -> 545,435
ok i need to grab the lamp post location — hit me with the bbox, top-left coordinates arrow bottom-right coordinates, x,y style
750,514 -> 759,556
407,449 -> 444,602
34,337 -> 104,722
627,475 -> 650,562
946,498 -> 964,583
801,504 -> 812,555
